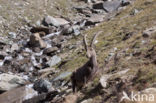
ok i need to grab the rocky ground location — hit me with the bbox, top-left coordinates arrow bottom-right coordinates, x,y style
0,0 -> 156,103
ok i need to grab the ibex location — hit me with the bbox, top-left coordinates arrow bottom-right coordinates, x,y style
71,31 -> 102,93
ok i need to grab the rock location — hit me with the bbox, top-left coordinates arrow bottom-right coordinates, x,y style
72,25 -> 81,36
36,20 -> 41,26
121,0 -> 130,6
43,47 -> 58,56
3,56 -> 12,66
130,9 -> 139,15
116,69 -> 130,76
81,0 -> 91,3
143,87 -> 156,95
85,14 -> 104,26
92,0 -> 121,12
0,73 -> 26,91
53,72 -> 72,81
122,32 -> 133,40
68,45 -> 76,50
51,72 -> 72,87
92,2 -> 104,9
33,79 -> 53,93
18,40 -> 28,47
74,7 -> 92,16
63,94 -> 78,103
38,67 -> 55,73
11,43 -> 19,52
100,75 -> 111,88
142,26 -> 156,38
0,36 -> 13,44
100,69 -> 130,88
47,55 -> 61,67
8,32 -> 17,39
59,24 -> 72,35
30,26 -> 53,34
133,50 -> 141,56
29,33 -> 47,48
103,0 -> 121,12
0,55 -> 4,60
51,35 -> 66,48
0,85 -> 38,103
32,47 -> 41,53
43,16 -> 69,27
0,41 -> 6,49
81,99 -> 93,103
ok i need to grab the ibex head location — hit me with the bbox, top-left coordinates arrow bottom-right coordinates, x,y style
83,31 -> 102,58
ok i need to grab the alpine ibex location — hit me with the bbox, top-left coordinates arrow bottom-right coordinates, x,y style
71,31 -> 102,93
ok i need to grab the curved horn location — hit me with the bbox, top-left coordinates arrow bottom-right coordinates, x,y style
90,31 -> 102,48
83,34 -> 88,52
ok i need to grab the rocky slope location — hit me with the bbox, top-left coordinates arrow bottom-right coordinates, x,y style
0,0 -> 156,103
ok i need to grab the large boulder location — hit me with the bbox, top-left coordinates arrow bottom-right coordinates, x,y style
103,0 -> 121,12
0,73 -> 26,91
43,16 -> 69,27
0,85 -> 38,103
93,0 -> 121,12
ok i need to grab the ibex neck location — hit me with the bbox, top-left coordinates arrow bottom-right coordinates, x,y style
90,51 -> 97,66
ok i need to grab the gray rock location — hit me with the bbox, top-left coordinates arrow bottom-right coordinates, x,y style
43,47 -> 58,55
44,16 -> 69,27
11,43 -> 19,52
72,25 -> 81,36
85,14 -> 104,26
0,85 -> 38,103
60,24 -> 72,35
36,20 -> 41,26
0,36 -> 13,46
33,79 -> 53,93
53,72 -> 72,81
121,0 -> 130,6
52,72 -> 72,87
8,32 -> 17,39
103,0 -> 121,12
47,55 -> 61,67
0,73 -> 26,91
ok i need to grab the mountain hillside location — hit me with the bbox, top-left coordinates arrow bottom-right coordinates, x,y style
0,0 -> 156,103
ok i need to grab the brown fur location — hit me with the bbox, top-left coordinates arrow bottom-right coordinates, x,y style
71,31 -> 102,93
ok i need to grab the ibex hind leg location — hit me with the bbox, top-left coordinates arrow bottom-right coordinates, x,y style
71,72 -> 77,93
